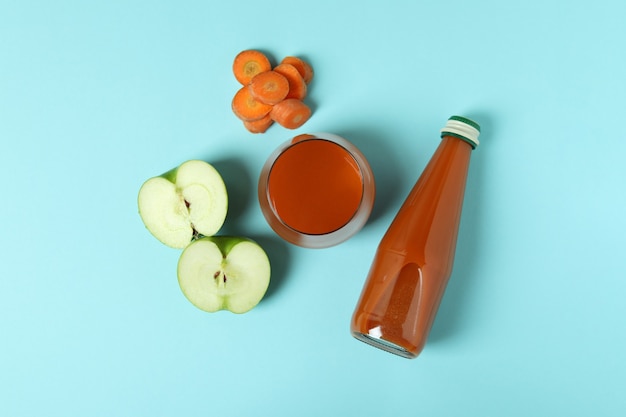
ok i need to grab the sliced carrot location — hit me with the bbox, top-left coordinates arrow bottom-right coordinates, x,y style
243,114 -> 274,134
248,70 -> 289,105
232,86 -> 272,122
273,63 -> 307,100
233,50 -> 272,85
270,98 -> 311,129
281,56 -> 314,84
292,133 -> 316,143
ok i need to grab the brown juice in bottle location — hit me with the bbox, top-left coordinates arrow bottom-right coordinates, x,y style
350,116 -> 481,359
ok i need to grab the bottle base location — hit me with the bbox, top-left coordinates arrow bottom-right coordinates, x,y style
352,332 -> 418,359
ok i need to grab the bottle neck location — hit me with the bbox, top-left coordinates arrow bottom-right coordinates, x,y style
441,132 -> 477,151
383,133 -> 472,251
440,116 -> 480,149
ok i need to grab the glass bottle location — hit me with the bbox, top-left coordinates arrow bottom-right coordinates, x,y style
350,115 -> 481,359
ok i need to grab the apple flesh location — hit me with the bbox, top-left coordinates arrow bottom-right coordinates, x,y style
177,236 -> 271,313
138,160 -> 228,249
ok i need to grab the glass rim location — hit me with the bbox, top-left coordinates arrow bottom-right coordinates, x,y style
258,133 -> 376,249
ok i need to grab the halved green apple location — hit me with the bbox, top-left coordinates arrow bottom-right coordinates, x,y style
138,160 -> 228,249
177,236 -> 271,313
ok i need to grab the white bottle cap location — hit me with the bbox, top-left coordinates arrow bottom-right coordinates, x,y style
440,116 -> 481,148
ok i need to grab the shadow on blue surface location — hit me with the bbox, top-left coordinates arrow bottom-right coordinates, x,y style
211,157 -> 254,226
210,157 -> 292,301
334,126 -> 407,227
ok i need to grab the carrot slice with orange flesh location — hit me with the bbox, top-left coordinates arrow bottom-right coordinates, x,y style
270,99 -> 311,129
281,56 -> 314,84
292,133 -> 316,143
233,50 -> 272,85
273,63 -> 307,100
232,86 -> 272,121
243,114 -> 274,134
248,71 -> 289,105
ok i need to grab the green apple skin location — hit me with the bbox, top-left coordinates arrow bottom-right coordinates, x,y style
177,236 -> 271,314
138,160 -> 228,249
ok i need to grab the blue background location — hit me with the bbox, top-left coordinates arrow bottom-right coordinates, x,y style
1,1 -> 625,416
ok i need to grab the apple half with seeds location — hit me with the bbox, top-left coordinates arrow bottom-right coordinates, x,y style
138,160 -> 228,249
177,236 -> 271,313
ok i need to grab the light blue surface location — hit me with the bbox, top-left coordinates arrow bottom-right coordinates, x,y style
1,1 -> 625,416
